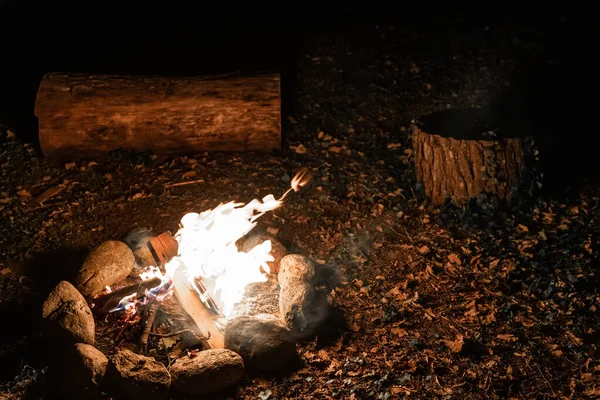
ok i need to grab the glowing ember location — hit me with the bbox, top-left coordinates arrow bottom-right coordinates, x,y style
111,168 -> 311,320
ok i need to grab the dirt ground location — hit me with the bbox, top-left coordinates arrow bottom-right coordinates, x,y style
1,8 -> 599,400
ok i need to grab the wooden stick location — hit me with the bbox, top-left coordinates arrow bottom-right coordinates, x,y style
172,269 -> 225,349
140,301 -> 159,354
166,179 -> 205,188
91,277 -> 162,313
32,185 -> 65,205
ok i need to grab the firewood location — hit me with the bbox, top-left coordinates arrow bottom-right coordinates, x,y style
140,302 -> 159,355
171,269 -> 225,349
147,232 -> 179,273
91,277 -> 162,313
35,72 -> 282,161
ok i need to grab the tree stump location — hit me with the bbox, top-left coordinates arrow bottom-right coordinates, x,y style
35,72 -> 281,160
411,108 -> 524,206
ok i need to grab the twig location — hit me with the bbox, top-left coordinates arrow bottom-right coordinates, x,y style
166,179 -> 205,188
150,329 -> 211,341
31,185 -> 65,206
140,302 -> 160,354
535,364 -> 556,396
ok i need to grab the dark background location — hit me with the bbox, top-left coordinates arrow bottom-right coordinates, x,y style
1,2 -> 598,196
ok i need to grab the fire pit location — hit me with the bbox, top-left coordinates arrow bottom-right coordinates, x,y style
40,168 -> 332,398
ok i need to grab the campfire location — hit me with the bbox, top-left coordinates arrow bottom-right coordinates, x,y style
40,168 -> 331,398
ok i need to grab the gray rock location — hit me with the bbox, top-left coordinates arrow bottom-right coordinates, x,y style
277,254 -> 316,288
109,349 -> 170,400
279,280 -> 330,339
64,343 -> 108,398
240,234 -> 287,274
75,240 -> 135,297
41,281 -> 95,346
169,349 -> 244,396
224,315 -> 298,372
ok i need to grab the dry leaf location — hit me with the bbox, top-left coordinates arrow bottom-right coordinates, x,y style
391,327 -> 407,337
17,189 -> 31,199
329,146 -> 342,153
518,224 -> 529,232
65,162 -> 76,170
443,334 -> 464,352
386,143 -> 402,149
448,253 -> 462,265
182,171 -> 197,178
419,245 -> 430,254
497,334 -> 517,342
294,144 -> 307,154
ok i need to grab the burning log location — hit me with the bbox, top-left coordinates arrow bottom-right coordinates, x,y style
147,232 -> 178,274
171,269 -> 225,349
91,277 -> 162,313
34,72 -> 281,161
411,107 -> 524,206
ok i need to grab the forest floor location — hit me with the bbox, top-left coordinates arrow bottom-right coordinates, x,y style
1,10 -> 599,400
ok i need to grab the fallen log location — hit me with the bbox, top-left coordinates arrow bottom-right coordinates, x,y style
411,107 -> 524,206
34,72 -> 281,160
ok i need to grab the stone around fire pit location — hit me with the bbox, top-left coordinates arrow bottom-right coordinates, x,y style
169,349 -> 245,396
240,234 -> 287,274
224,314 -> 298,373
278,254 -> 316,288
41,281 -> 95,346
109,349 -> 170,400
64,343 -> 108,398
277,254 -> 330,339
75,240 -> 135,297
279,280 -> 330,339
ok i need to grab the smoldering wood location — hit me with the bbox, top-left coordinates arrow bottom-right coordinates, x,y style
35,72 -> 281,160
91,277 -> 162,313
147,232 -> 179,273
411,108 -> 524,206
172,269 -> 225,349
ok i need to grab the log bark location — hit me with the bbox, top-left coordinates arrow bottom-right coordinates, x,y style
411,108 -> 524,206
35,72 -> 281,160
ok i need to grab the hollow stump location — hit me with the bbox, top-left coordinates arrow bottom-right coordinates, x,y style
411,108 -> 524,206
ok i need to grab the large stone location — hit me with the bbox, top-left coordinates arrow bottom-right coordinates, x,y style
64,343 -> 108,398
279,281 -> 330,340
169,349 -> 244,396
224,315 -> 298,372
41,281 -> 95,346
75,240 -> 135,297
109,349 -> 170,400
240,234 -> 287,274
277,254 -> 316,288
